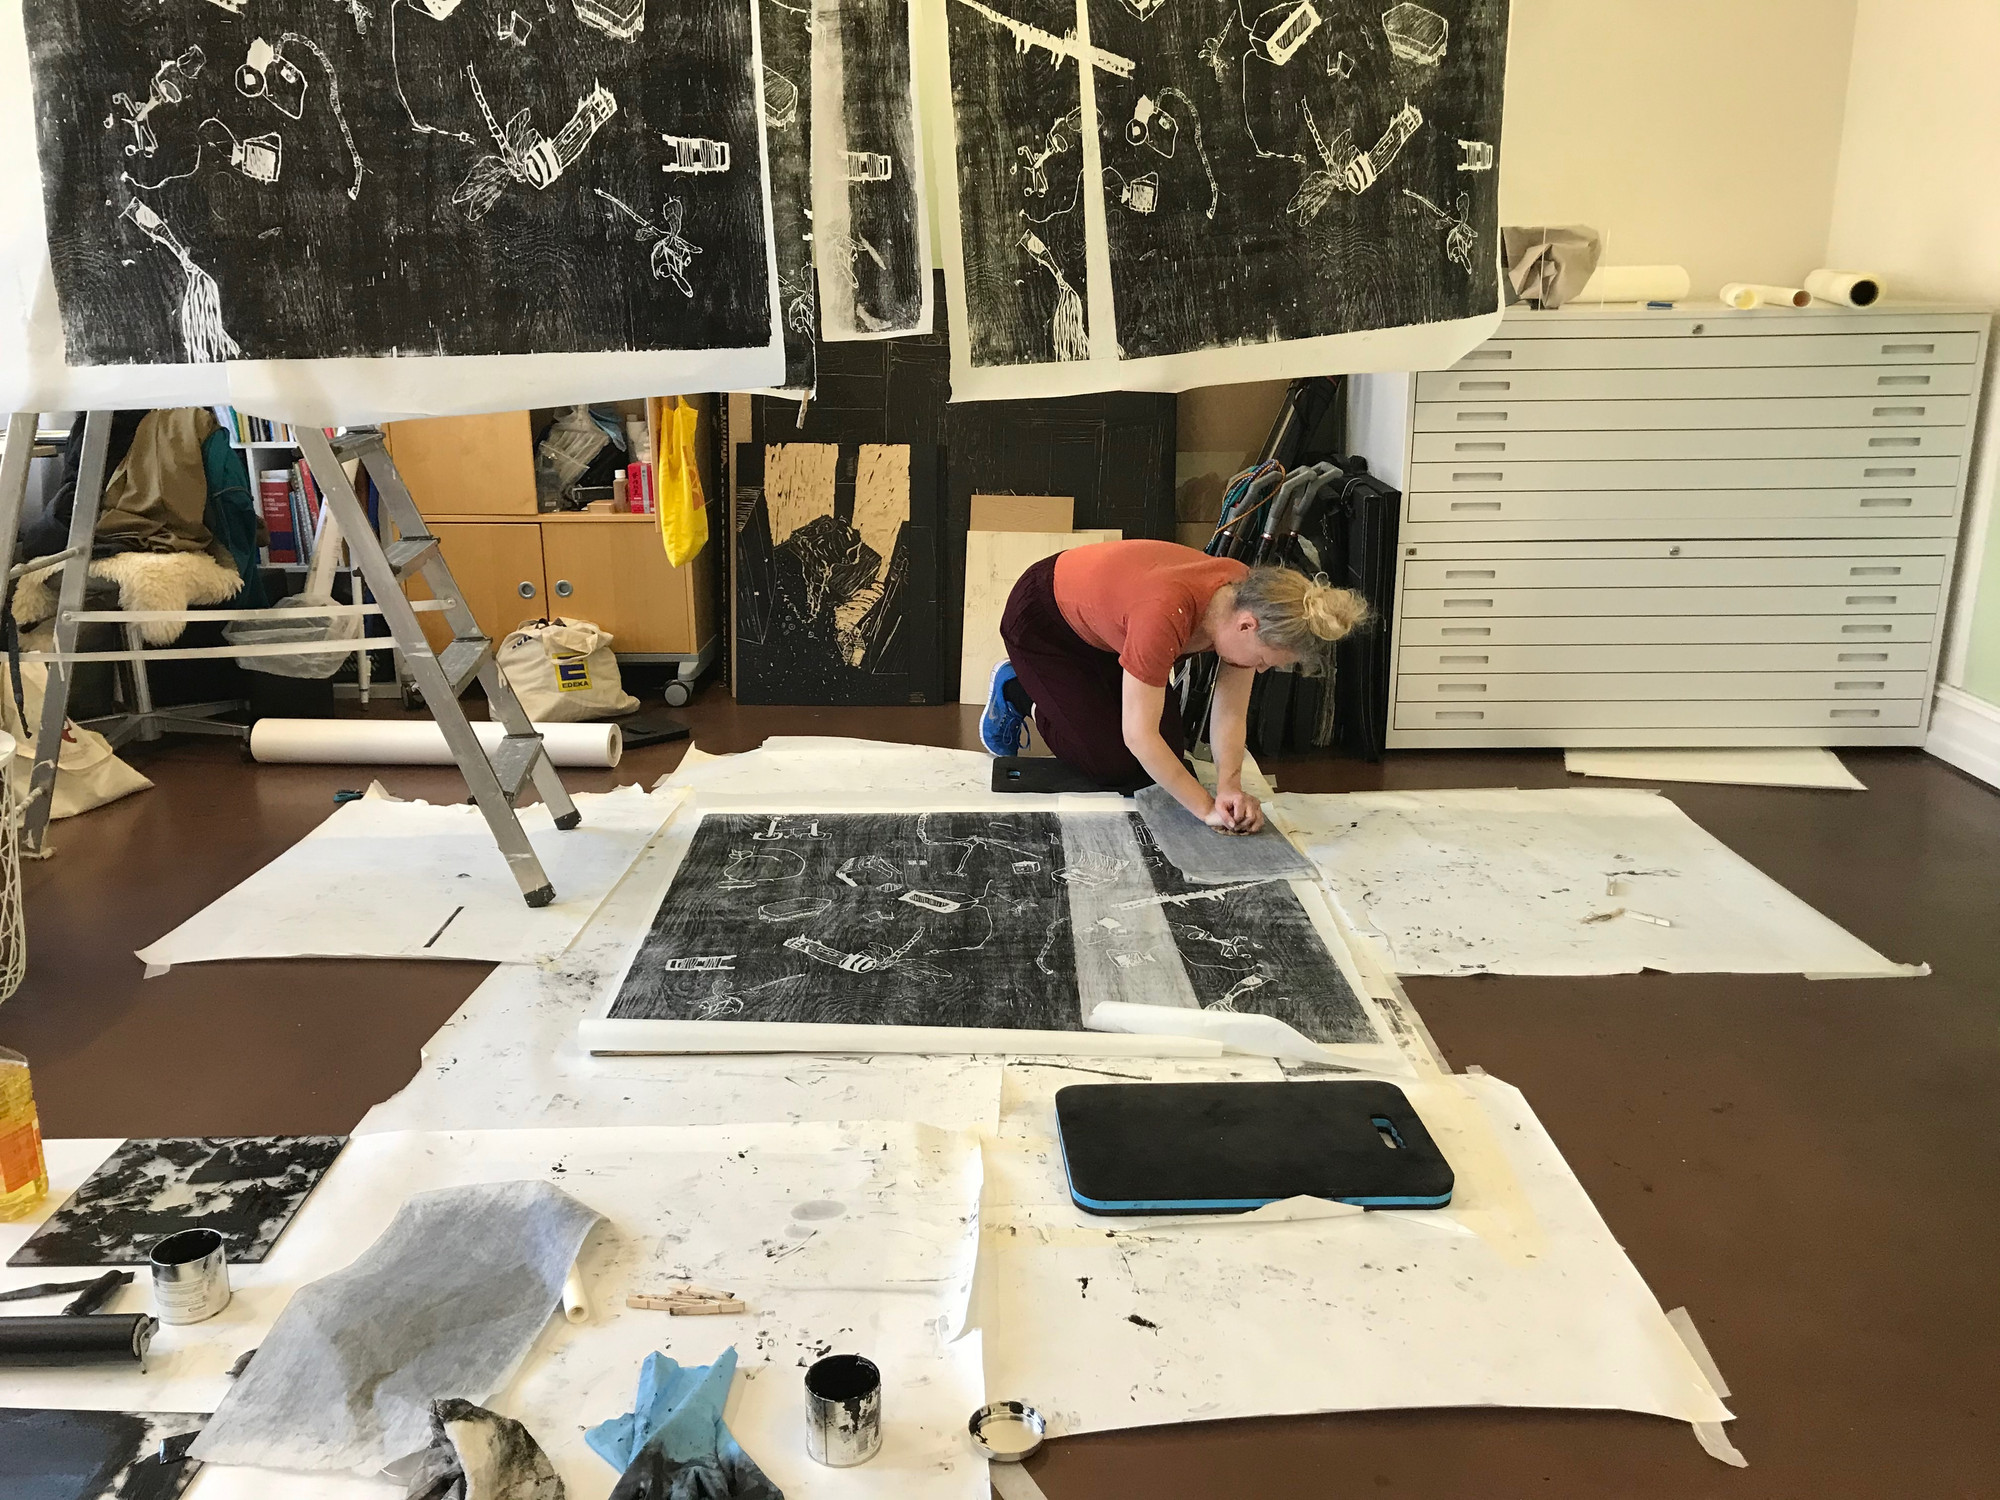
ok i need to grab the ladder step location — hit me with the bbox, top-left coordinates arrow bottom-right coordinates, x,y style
385,536 -> 440,579
439,636 -> 491,697
489,733 -> 545,800
328,430 -> 387,463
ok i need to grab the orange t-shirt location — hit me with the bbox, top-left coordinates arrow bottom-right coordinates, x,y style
1053,540 -> 1249,687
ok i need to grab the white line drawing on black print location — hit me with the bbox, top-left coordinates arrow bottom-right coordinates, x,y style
120,116 -> 282,191
1456,138 -> 1493,171
454,72 -> 618,219
389,0 -> 477,144
236,35 -> 366,199
1288,98 -> 1422,224
661,134 -> 731,173
1403,186 -> 1475,270
1382,2 -> 1447,64
108,46 -> 204,159
120,196 -> 241,363
951,0 -> 1135,77
1122,89 -> 1218,219
595,188 -> 703,297
1020,229 -> 1087,362
574,0 -> 645,41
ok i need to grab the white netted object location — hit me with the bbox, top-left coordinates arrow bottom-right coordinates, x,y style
0,732 -> 24,1002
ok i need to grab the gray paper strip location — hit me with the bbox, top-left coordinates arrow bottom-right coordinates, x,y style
191,1181 -> 602,1476
1135,786 -> 1317,886
1062,812 -> 1200,1019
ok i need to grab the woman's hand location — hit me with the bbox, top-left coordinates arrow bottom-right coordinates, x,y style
1208,788 -> 1264,834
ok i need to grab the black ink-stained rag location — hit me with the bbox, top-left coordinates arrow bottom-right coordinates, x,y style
403,1399 -> 565,1500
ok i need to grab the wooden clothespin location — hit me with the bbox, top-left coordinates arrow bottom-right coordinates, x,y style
626,1282 -> 746,1316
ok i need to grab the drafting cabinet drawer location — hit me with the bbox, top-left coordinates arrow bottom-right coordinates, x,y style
1398,613 -> 1938,648
1405,487 -> 1958,526
1416,365 -> 1979,403
1400,585 -> 1942,619
1412,395 -> 1974,434
1398,670 -> 1928,703
1399,642 -> 1932,675
1408,456 -> 1962,494
1411,427 -> 1965,463
1403,555 -> 1945,591
1448,332 -> 1982,372
1394,699 -> 1925,731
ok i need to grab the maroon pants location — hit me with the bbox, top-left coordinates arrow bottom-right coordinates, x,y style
998,554 -> 1185,791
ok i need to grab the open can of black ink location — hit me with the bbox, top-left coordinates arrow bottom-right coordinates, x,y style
804,1352 -> 881,1466
149,1227 -> 230,1325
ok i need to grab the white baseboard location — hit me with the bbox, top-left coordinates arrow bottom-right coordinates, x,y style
1927,684 -> 2000,791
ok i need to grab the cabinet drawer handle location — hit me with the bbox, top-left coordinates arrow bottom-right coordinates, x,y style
1837,652 -> 1888,663
1829,708 -> 1881,719
1841,623 -> 1892,635
554,579 -> 574,597
1859,496 -> 1913,508
1442,598 -> 1494,609
517,581 -> 537,599
1877,374 -> 1930,386
1444,569 -> 1496,579
1459,380 -> 1511,392
1867,435 -> 1920,448
1439,626 -> 1491,637
1438,654 -> 1489,665
1437,682 -> 1488,694
1434,710 -> 1486,721
1455,410 -> 1508,423
1452,441 -> 1506,453
1449,501 -> 1502,512
1846,595 -> 1897,606
1834,680 -> 1886,691
1881,342 -> 1934,354
1464,347 -> 1513,361
1863,466 -> 1917,478
1451,472 -> 1504,483
1871,405 -> 1925,417
1849,565 -> 1901,577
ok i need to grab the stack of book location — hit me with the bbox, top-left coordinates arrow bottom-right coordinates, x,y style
217,407 -> 295,445
258,462 -> 325,566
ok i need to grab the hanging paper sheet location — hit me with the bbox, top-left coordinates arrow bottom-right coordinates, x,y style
927,0 -> 1508,399
0,0 -> 783,419
758,0 -> 819,393
811,0 -> 933,340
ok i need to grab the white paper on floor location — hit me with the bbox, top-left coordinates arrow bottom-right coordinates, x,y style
975,1063 -> 1732,1436
1,1127 -> 988,1500
1565,747 -> 1866,791
136,785 -> 688,970
1274,788 -> 1923,978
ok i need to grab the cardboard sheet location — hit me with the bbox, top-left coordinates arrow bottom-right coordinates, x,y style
136,786 -> 685,970
1274,789 -> 1922,978
1,1129 -> 988,1500
978,1064 -> 1733,1434
1565,747 -> 1867,791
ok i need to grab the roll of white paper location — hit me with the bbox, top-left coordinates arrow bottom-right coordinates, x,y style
1721,283 -> 1811,309
1804,268 -> 1882,307
248,718 -> 623,767
1572,265 -> 1691,303
562,1263 -> 590,1324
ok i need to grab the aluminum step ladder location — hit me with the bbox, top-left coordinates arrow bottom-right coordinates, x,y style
0,412 -> 579,905
300,425 -> 579,906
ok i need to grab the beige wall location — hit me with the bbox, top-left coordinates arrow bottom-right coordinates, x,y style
1501,0 -> 1856,293
1825,0 -> 2000,705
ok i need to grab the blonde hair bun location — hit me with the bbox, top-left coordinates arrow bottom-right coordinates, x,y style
1232,566 -> 1373,672
1301,578 -> 1372,640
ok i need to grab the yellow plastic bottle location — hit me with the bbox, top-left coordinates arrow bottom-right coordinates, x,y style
0,1047 -> 49,1220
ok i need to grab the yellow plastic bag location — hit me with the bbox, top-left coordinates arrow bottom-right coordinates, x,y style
652,395 -> 707,567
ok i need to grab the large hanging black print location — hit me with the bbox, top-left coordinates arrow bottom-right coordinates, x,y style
22,0 -> 775,364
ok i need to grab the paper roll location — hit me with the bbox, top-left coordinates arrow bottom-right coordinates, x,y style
1805,268 -> 1881,307
1720,283 -> 1810,309
248,719 -> 623,768
561,1263 -> 589,1324
1571,265 -> 1691,303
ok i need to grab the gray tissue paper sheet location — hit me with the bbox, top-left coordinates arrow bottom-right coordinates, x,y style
1136,784 -> 1319,885
191,1180 -> 603,1477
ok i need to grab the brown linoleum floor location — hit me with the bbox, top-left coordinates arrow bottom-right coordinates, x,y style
4,689 -> 1995,1499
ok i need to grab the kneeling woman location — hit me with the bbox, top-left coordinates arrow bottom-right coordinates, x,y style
981,538 -> 1369,833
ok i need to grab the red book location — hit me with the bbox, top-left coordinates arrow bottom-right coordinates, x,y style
641,460 -> 657,514
625,462 -> 642,514
258,470 -> 297,563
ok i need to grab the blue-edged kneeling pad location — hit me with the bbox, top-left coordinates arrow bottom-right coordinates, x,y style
1054,1080 -> 1454,1214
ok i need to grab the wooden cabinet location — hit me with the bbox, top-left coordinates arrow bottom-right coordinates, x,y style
385,408 -> 720,666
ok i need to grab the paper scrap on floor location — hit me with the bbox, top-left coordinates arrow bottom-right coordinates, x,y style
1274,788 -> 1922,978
136,784 -> 687,970
977,1059 -> 1733,1436
2,1126 -> 988,1500
1565,747 -> 1865,791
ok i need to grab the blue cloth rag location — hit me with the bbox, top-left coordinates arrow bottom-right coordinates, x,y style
586,1349 -> 783,1500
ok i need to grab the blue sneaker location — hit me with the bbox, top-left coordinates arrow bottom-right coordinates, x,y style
981,661 -> 1026,756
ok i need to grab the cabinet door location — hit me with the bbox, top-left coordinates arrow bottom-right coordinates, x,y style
413,523 -> 546,653
539,520 -> 693,653
384,412 -> 537,516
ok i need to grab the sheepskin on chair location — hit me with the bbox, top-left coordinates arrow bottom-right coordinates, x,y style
12,552 -> 244,646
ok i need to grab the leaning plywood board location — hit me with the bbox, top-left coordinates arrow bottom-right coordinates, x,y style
1274,788 -> 1923,977
1566,747 -> 1866,791
957,529 -> 1119,703
970,495 -> 1075,532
